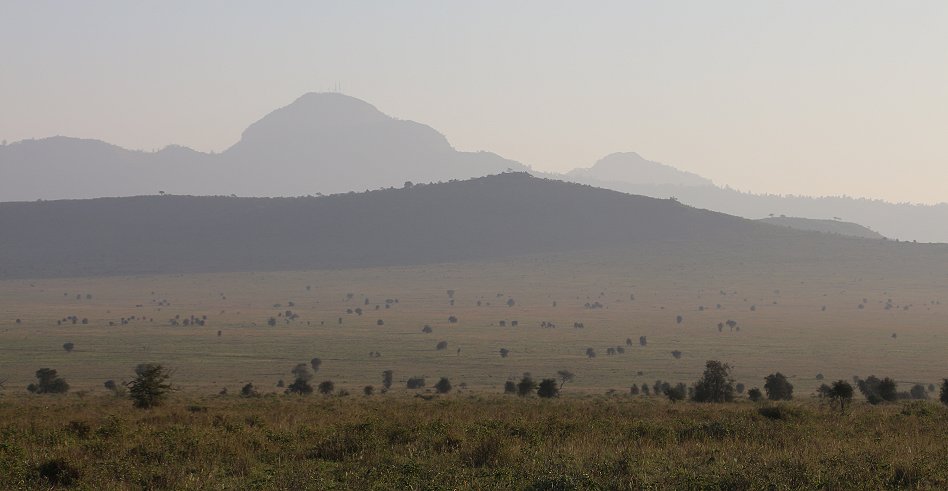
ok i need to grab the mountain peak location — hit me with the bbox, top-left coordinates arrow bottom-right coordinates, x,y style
233,92 -> 390,146
568,152 -> 713,187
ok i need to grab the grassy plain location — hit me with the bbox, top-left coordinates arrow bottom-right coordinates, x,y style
1,239 -> 946,397
1,395 -> 947,489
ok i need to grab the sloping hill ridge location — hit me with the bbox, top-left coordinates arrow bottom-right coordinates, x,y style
0,173 -> 775,279
758,216 -> 885,239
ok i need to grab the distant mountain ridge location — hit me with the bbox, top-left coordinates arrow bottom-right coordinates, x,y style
2,92 -> 946,242
0,93 -> 526,200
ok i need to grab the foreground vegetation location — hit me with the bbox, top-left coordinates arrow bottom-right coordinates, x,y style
1,394 -> 946,490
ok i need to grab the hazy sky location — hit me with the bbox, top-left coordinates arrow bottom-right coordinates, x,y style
3,1 -> 947,204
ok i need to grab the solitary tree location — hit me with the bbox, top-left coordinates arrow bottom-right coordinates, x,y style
828,380 -> 854,411
310,358 -> 322,372
692,360 -> 736,403
127,364 -> 172,408
62,343 -> 75,353
382,370 -> 394,391
28,368 -> 70,394
435,377 -> 452,394
764,372 -> 794,400
537,378 -> 559,398
499,348 -> 510,358
557,370 -> 575,390
287,363 -> 314,395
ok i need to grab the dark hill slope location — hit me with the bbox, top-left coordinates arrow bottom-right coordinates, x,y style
0,173 -> 765,279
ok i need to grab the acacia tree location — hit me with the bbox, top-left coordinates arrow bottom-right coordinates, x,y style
557,370 -> 575,390
127,364 -> 172,408
286,363 -> 313,395
692,360 -> 735,403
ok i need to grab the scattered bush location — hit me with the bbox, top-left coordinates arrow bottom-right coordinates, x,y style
407,377 -> 425,389
857,375 -> 898,404
37,458 -> 81,486
240,383 -> 258,397
664,383 -> 687,402
764,372 -> 794,401
504,381 -> 517,394
318,380 -> 335,395
517,375 -> 537,396
537,378 -> 559,398
435,377 -> 452,394
748,388 -> 763,402
27,368 -> 69,394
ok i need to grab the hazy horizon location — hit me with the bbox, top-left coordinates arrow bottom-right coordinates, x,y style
3,1 -> 948,204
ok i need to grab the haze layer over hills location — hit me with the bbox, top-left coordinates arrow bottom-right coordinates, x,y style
2,92 -> 946,242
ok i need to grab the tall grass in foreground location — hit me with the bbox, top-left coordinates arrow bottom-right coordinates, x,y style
0,394 -> 946,489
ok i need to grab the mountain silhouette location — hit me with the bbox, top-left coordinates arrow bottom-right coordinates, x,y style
0,93 -> 525,201
3,93 -> 946,242
566,152 -> 713,187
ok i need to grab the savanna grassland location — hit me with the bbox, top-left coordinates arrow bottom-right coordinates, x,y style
1,239 -> 947,395
1,395 -> 947,489
1,239 -> 948,489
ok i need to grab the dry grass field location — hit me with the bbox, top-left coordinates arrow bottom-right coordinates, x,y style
0,395 -> 946,489
1,238 -> 946,397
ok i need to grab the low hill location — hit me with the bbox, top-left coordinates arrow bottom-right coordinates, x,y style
758,216 -> 885,239
2,173 -> 778,279
566,152 -> 713,187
